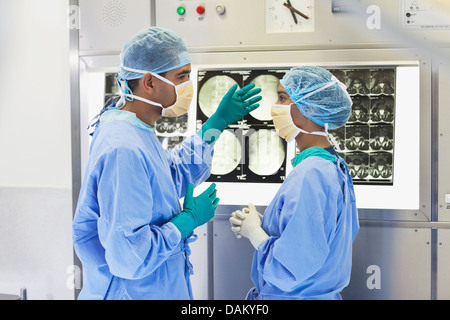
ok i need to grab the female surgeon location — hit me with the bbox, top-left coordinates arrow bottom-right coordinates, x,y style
72,27 -> 262,300
230,66 -> 360,300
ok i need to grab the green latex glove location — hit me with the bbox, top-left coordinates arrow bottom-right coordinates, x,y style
198,83 -> 262,144
170,183 -> 219,238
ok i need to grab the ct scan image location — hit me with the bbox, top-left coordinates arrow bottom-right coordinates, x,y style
197,69 -> 288,183
329,67 -> 396,185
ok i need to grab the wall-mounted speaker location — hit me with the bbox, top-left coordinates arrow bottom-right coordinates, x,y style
79,0 -> 151,53
102,0 -> 127,28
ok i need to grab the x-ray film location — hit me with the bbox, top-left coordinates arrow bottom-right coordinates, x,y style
248,129 -> 285,176
211,130 -> 242,176
198,75 -> 239,118
249,75 -> 280,122
329,67 -> 396,185
197,69 -> 288,183
104,73 -> 121,103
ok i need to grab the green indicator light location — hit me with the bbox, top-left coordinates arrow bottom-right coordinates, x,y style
177,6 -> 186,15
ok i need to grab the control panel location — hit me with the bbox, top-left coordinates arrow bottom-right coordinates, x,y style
154,0 -> 450,51
401,0 -> 450,30
77,0 -> 450,53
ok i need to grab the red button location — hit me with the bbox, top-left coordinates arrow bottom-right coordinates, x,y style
196,5 -> 205,14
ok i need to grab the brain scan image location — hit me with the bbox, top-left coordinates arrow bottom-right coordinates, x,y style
198,75 -> 239,118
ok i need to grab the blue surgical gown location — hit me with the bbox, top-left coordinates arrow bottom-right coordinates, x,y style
246,154 -> 359,300
72,109 -> 213,300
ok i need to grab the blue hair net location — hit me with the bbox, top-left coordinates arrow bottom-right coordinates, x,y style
119,27 -> 191,80
280,66 -> 353,130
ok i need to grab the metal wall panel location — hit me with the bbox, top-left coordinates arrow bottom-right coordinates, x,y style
155,0 -> 450,52
212,215 -> 255,300
211,213 -> 433,300
438,56 -> 450,222
78,0 -> 152,54
437,229 -> 450,299
342,222 -> 432,300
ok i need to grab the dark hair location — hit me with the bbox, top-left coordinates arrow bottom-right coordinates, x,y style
127,72 -> 167,93
127,79 -> 140,93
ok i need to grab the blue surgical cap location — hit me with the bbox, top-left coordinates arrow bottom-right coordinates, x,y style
280,66 -> 353,130
119,27 -> 191,80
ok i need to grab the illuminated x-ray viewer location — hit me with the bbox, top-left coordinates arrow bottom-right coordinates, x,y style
328,68 -> 396,186
104,67 -> 397,186
197,69 -> 289,183
197,67 -> 397,185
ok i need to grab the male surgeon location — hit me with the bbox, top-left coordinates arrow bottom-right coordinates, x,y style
72,27 -> 262,300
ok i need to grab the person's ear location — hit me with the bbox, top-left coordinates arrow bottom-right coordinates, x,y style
141,73 -> 154,94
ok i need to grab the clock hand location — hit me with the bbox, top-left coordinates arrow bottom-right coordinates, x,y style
286,0 -> 298,24
283,2 -> 309,20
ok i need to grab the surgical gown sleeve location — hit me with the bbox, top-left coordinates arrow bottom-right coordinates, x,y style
165,134 -> 214,199
256,160 -> 341,292
96,146 -> 181,280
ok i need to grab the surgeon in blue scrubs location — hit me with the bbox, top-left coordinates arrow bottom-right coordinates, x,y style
230,66 -> 360,300
72,27 -> 262,300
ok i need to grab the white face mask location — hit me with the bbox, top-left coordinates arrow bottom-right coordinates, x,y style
119,64 -> 194,118
271,103 -> 342,152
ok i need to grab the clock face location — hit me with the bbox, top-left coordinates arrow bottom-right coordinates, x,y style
266,0 -> 315,33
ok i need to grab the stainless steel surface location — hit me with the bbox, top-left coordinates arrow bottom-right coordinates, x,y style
0,294 -> 22,300
213,215 -> 255,300
342,221 -> 432,300
212,205 -> 269,299
431,58 -> 440,299
437,229 -> 450,299
154,0 -> 450,52
438,56 -> 450,222
69,0 -> 82,300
